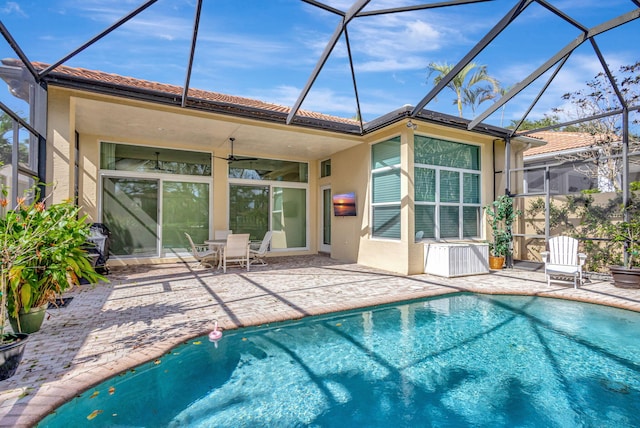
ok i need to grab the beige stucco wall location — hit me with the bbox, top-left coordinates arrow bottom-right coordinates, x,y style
46,86 -> 512,273
47,91 -> 75,203
47,88 -> 330,265
325,120 -> 506,275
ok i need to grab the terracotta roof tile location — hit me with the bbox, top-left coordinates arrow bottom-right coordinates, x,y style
21,60 -> 359,126
524,131 -> 611,157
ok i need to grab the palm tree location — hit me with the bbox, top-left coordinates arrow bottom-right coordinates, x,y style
427,62 -> 500,117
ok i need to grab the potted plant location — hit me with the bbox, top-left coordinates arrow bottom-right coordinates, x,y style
606,197 -> 640,288
484,194 -> 521,270
0,185 -> 105,379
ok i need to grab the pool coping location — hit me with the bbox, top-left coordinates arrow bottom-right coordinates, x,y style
1,255 -> 639,427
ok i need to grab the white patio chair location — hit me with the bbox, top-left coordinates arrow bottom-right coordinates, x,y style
249,231 -> 272,266
185,232 -> 217,269
540,236 -> 587,288
222,233 -> 250,273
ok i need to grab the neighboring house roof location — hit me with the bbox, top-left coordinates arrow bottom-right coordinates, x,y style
524,131 -> 609,159
1,58 -> 520,139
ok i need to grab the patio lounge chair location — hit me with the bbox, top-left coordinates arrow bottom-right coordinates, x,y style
222,233 -> 250,273
185,232 -> 218,268
249,231 -> 272,266
540,236 -> 587,288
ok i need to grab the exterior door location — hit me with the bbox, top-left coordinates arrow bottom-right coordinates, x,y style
102,177 -> 159,257
320,186 -> 331,253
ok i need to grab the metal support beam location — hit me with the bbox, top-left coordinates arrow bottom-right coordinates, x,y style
301,0 -> 345,16
504,136 -> 514,268
286,0 -> 370,124
509,54 -> 571,136
514,105 -> 640,136
590,38 -> 627,108
545,166 -> 550,243
411,0 -> 534,116
0,21 -> 39,81
344,27 -> 364,133
534,0 -> 588,32
505,136 -> 512,196
39,0 -> 158,78
11,119 -> 18,204
623,107 -> 630,266
468,8 -> 640,130
357,0 -> 490,17
0,100 -> 39,136
182,0 -> 203,108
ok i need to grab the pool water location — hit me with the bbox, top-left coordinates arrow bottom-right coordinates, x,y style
39,294 -> 640,427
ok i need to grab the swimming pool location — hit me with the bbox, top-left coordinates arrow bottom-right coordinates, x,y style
39,294 -> 640,427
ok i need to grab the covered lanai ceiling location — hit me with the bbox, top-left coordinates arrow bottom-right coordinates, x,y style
1,0 -> 639,141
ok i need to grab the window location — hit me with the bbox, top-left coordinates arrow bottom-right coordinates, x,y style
229,157 -> 308,249
100,143 -> 211,257
414,136 -> 481,240
320,159 -> 331,177
229,158 -> 307,182
371,137 -> 401,239
101,143 -> 211,176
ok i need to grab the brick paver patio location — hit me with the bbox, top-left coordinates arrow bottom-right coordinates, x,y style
1,255 -> 639,427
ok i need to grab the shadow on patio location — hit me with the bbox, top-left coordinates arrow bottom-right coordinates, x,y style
0,254 -> 638,427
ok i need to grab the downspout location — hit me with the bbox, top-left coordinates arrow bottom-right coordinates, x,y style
504,136 -> 511,196
492,139 -> 498,202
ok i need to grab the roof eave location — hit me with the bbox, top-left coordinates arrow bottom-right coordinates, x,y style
363,105 -> 521,139
42,68 -> 523,140
43,73 -> 363,135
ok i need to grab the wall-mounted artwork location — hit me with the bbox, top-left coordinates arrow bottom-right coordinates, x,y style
333,192 -> 356,216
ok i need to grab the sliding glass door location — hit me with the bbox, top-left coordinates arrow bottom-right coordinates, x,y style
100,143 -> 212,258
272,187 -> 306,249
229,183 -> 308,250
103,177 -> 159,257
229,185 -> 269,241
163,182 -> 210,251
228,156 -> 309,250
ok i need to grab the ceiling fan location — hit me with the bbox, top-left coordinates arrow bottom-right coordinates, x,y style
149,151 -> 173,172
215,137 -> 258,164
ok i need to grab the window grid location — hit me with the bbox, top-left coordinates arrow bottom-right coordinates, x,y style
371,137 -> 401,239
414,164 -> 481,240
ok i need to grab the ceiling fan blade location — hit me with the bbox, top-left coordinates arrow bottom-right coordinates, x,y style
227,156 -> 258,164
215,138 -> 258,164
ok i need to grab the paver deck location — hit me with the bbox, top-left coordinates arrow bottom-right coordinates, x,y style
1,255 -> 639,427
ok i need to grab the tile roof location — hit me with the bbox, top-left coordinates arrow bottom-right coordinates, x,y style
524,131 -> 611,157
1,58 -> 516,138
9,59 -> 359,127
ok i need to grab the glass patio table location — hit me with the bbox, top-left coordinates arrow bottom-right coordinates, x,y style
204,239 -> 226,269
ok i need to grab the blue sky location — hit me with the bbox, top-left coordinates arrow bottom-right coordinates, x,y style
2,0 -> 639,127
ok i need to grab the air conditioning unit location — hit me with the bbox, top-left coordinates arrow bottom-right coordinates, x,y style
424,243 -> 489,277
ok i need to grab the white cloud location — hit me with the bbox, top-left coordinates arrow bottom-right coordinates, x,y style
356,56 -> 426,73
1,1 -> 26,16
490,51 -> 637,126
244,84 -> 358,116
63,0 -> 193,42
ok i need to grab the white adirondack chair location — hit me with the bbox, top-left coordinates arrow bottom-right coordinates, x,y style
540,236 -> 587,288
